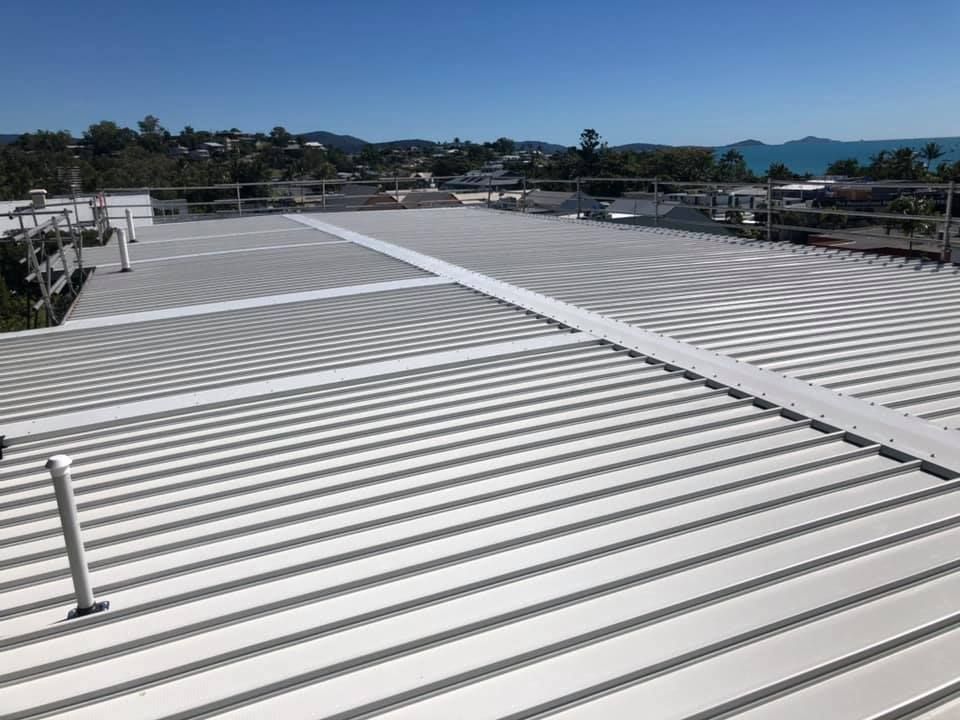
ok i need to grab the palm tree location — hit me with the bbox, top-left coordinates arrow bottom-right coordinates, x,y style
766,162 -> 792,180
891,147 -> 921,180
922,142 -> 945,168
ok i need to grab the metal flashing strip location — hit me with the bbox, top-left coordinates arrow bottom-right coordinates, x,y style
2,333 -> 588,441
0,277 -> 454,337
93,240 -> 350,267
288,214 -> 960,476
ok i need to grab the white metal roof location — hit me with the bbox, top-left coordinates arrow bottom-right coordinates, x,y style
320,208 -> 960,429
2,208 -> 960,719
71,232 -> 430,319
1,283 -> 567,425
4,340 -> 959,719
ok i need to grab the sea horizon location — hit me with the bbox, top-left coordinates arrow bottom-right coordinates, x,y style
714,135 -> 960,176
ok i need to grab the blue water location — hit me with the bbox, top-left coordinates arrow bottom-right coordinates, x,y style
715,136 -> 960,176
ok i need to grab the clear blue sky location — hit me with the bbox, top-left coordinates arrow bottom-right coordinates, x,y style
4,0 -> 958,146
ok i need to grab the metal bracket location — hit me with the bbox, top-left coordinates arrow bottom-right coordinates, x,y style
68,600 -> 110,619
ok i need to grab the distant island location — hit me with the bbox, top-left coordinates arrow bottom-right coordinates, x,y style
784,136 -> 840,144
725,139 -> 767,147
610,142 -> 671,152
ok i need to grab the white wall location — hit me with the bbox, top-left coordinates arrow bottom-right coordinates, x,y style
0,193 -> 154,235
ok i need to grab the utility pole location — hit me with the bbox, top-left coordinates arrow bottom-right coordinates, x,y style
576,177 -> 582,219
654,178 -> 660,227
766,178 -> 773,242
943,181 -> 954,264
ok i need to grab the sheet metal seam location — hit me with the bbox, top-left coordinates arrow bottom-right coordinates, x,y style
287,214 -> 960,476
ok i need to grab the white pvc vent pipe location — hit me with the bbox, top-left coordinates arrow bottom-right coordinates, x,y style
116,227 -> 132,272
45,455 -> 109,618
124,207 -> 137,243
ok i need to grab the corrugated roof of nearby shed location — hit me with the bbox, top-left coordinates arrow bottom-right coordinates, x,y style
321,208 -> 960,428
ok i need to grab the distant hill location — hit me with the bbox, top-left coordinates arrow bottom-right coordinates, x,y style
785,135 -> 839,144
299,130 -> 369,153
610,142 -> 671,152
0,134 -> 21,145
374,139 -> 437,150
515,140 -> 568,154
724,139 -> 766,147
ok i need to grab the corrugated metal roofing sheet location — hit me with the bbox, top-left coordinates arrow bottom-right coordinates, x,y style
5,208 -> 960,719
321,208 -> 960,428
1,283 -> 567,423
4,340 -> 959,718
71,240 -> 431,319
79,226 -> 330,265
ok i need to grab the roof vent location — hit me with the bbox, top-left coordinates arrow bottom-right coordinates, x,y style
45,455 -> 109,618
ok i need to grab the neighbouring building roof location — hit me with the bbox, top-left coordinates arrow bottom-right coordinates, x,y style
443,170 -> 522,190
320,184 -> 400,212
2,208 -> 960,719
400,191 -> 461,209
605,198 -> 733,235
524,189 -> 603,213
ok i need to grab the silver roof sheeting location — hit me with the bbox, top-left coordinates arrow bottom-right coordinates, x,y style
321,208 -> 960,427
71,240 -> 430,319
79,226 -> 331,265
5,208 -> 960,719
4,340 -> 960,719
1,283 -> 567,424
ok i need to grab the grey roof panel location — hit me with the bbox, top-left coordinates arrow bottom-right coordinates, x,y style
3,341 -> 958,719
79,227 -> 332,265
4,208 -> 960,719
1,283 -> 568,423
70,241 -> 430,318
319,208 -> 960,428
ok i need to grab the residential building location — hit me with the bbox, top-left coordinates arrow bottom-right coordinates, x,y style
523,189 -> 603,215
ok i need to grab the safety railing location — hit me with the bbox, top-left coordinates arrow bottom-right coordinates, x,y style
97,174 -> 956,262
1,208 -> 89,327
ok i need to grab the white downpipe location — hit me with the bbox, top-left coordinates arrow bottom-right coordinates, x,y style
46,455 -> 107,617
124,207 -> 137,243
116,227 -> 132,272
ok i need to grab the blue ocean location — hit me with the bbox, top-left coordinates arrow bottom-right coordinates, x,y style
715,136 -> 960,176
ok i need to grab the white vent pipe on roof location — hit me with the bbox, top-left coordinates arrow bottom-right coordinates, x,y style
45,455 -> 109,618
116,227 -> 132,272
124,207 -> 137,243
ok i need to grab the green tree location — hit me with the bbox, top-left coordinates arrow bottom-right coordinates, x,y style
359,144 -> 384,170
270,126 -> 293,147
179,125 -> 198,149
869,147 -> 922,180
886,195 -> 935,238
577,129 -> 606,176
766,162 -> 794,180
921,142 -> 945,167
826,158 -> 863,176
137,115 -> 163,135
15,130 -> 72,153
492,137 -> 516,155
717,149 -> 749,182
83,121 -> 136,155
